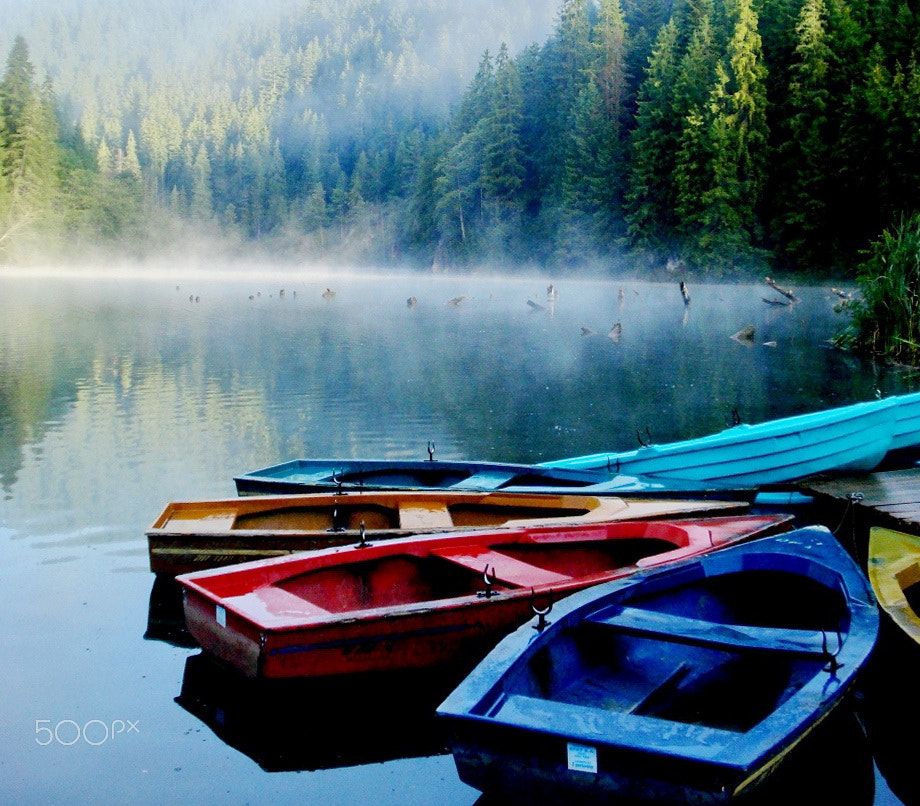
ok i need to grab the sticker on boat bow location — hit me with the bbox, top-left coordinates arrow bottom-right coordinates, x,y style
215,604 -> 226,627
567,742 -> 597,774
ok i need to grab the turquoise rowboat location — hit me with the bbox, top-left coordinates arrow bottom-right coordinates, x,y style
540,397 -> 897,485
890,390 -> 920,452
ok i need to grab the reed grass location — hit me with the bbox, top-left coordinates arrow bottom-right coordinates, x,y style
837,212 -> 920,365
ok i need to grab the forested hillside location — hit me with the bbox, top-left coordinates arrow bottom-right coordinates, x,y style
0,0 -> 917,275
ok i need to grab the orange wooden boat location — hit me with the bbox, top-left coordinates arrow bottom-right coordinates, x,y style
177,513 -> 792,679
147,490 -> 746,575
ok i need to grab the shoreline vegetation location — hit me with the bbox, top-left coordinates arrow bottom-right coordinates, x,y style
0,0 -> 917,358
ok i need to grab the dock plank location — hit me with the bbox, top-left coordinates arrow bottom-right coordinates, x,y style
799,468 -> 920,532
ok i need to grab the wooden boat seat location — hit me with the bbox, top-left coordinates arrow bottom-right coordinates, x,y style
286,471 -> 339,484
398,503 -> 455,529
448,470 -> 517,491
233,586 -> 331,618
431,547 -> 571,587
586,607 -> 834,656
493,694 -> 738,760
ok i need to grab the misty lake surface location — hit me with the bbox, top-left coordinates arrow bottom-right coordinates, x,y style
0,268 -> 916,805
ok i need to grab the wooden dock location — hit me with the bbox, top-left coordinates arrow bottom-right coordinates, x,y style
799,468 -> 920,560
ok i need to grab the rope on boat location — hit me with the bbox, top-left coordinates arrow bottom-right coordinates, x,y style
831,491 -> 864,561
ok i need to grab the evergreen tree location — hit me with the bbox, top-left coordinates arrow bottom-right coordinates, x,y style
6,82 -> 63,249
674,62 -> 746,260
773,0 -> 834,267
123,130 -> 142,180
0,36 -> 35,140
624,20 -> 684,250
723,0 -> 769,242
481,44 -> 524,226
190,143 -> 213,220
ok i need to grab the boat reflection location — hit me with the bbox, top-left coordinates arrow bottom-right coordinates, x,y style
175,652 -> 461,772
144,574 -> 196,648
863,615 -> 920,806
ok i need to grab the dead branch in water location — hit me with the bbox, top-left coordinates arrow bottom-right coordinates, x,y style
765,277 -> 797,302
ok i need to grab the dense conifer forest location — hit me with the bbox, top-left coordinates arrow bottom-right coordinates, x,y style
1,0 -> 918,275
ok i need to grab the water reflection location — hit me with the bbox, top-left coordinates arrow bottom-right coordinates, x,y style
175,652 -> 458,772
863,616 -> 920,806
144,573 -> 196,648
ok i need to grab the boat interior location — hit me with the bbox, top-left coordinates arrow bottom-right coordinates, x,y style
473,569 -> 849,735
227,500 -> 595,532
209,536 -> 681,615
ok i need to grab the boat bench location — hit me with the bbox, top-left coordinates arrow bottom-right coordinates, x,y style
586,607 -> 834,655
285,471 -> 340,484
232,586 -> 332,618
492,693 -> 738,760
398,503 -> 456,530
448,471 -> 517,491
431,547 -> 571,587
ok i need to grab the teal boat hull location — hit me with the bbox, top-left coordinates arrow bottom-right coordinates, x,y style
541,398 -> 897,484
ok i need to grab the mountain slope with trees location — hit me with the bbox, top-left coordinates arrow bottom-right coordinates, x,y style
0,0 -> 917,276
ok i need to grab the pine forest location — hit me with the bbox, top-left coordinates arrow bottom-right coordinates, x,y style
0,0 -> 918,277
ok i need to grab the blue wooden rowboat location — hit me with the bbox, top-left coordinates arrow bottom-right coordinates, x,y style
540,397 -> 897,484
438,526 -> 878,805
233,458 -> 752,499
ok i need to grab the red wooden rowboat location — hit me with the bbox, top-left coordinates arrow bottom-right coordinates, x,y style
178,514 -> 792,679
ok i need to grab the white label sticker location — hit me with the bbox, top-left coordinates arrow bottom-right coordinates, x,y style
215,604 -> 226,627
567,742 -> 598,774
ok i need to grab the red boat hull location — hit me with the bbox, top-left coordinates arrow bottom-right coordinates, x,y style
179,515 -> 793,679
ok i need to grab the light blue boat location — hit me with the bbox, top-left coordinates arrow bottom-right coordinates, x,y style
889,390 -> 920,452
541,397 -> 898,485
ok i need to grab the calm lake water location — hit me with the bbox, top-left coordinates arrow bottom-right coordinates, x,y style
0,268 -> 916,805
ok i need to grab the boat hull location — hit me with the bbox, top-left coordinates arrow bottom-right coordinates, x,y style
438,527 -> 878,804
178,515 -> 791,679
890,391 -> 920,452
148,490 -> 745,575
541,397 -> 896,484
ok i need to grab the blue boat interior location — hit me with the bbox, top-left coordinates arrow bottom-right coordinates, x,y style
472,569 -> 849,738
238,460 -> 612,493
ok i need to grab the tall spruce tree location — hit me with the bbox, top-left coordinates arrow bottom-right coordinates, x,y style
722,0 -> 769,246
774,0 -> 833,268
481,44 -> 525,231
624,19 -> 682,249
